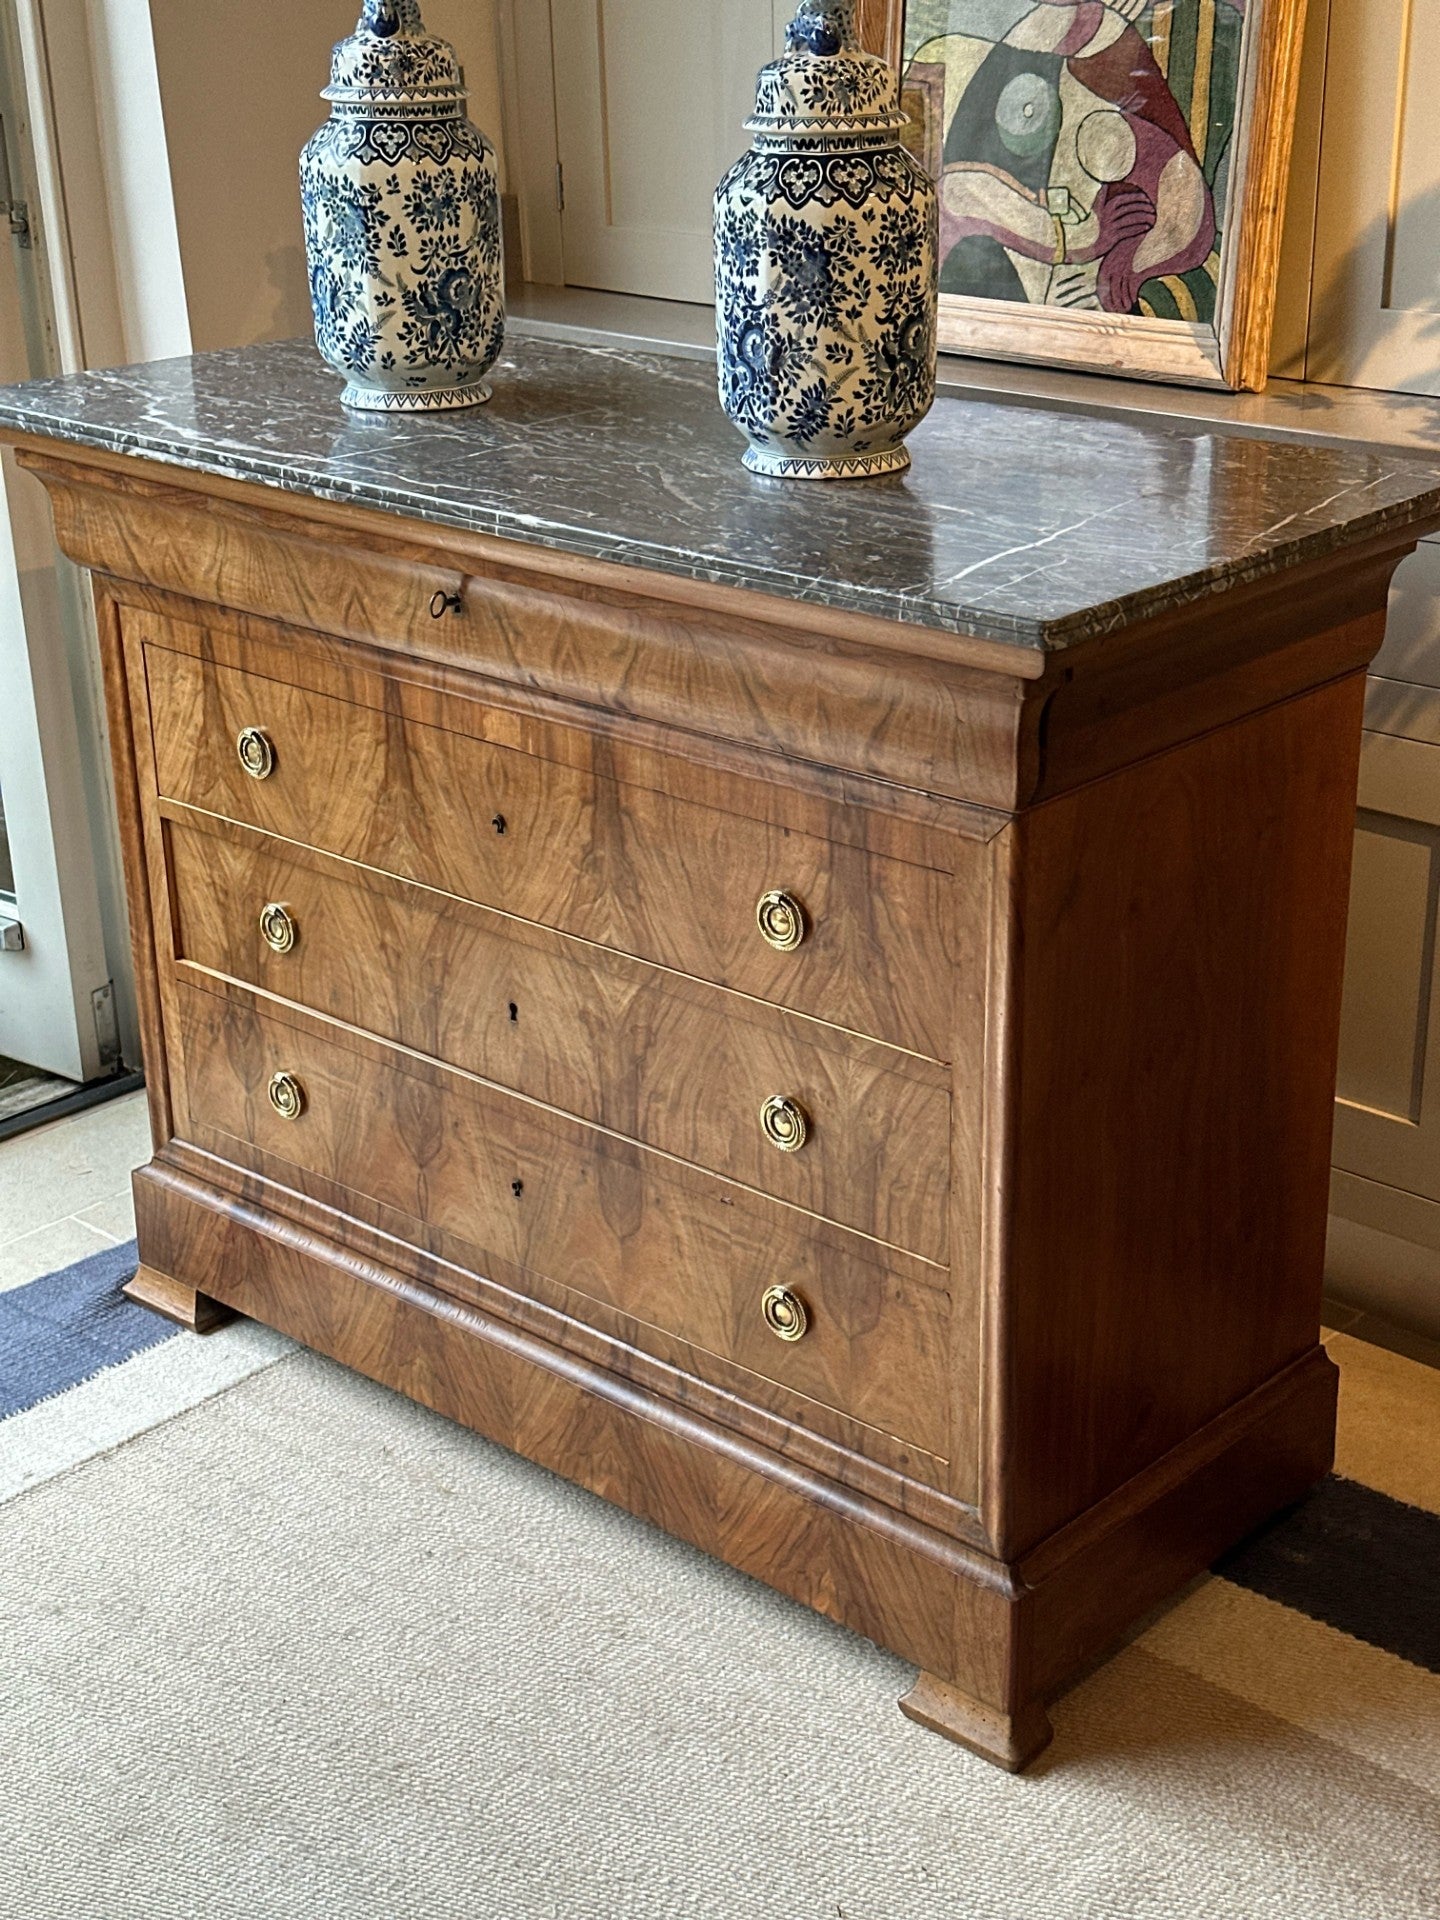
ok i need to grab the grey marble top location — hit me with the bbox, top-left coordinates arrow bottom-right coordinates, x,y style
2,334 -> 1439,652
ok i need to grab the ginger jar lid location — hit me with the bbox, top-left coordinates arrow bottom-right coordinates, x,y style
324,0 -> 467,107
748,1 -> 906,141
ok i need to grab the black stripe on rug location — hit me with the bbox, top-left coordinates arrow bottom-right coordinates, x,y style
0,1240 -> 173,1421
1216,1474 -> 1440,1674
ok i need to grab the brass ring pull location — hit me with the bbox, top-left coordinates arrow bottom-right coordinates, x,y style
760,1094 -> 809,1154
430,589 -> 463,619
757,890 -> 806,953
268,1072 -> 306,1121
259,902 -> 298,955
761,1285 -> 810,1344
237,727 -> 276,782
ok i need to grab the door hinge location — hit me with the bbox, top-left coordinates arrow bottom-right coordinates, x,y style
0,115 -> 31,248
555,163 -> 565,214
0,914 -> 23,952
92,980 -> 122,1069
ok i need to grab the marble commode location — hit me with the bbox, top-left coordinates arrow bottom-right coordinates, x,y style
3,331 -> 1440,1770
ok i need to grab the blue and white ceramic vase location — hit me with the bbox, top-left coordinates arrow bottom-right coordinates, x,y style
715,0 -> 938,480
301,0 -> 504,413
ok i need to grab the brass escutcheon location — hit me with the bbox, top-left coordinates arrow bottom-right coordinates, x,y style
259,902 -> 298,955
268,1072 -> 306,1121
756,889 -> 806,953
761,1285 -> 809,1343
237,727 -> 275,781
760,1093 -> 809,1153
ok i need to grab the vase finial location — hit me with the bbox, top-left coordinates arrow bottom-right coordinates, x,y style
360,0 -> 425,38
786,0 -> 858,56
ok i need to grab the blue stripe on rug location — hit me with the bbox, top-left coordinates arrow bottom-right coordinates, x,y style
1217,1474 -> 1440,1674
0,1240 -> 178,1420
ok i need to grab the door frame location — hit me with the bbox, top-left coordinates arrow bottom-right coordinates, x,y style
0,0 -> 189,1078
498,0 -> 564,287
0,6 -> 112,1078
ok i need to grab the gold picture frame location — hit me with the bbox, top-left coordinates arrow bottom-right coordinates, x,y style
862,0 -> 1309,391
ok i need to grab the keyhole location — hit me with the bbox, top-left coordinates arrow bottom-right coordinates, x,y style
492,814 -> 507,836
508,1002 -> 519,1024
511,1179 -> 524,1198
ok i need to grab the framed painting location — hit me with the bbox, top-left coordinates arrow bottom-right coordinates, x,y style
860,1 -> 1309,390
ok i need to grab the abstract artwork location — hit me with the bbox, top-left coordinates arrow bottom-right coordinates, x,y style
884,0 -> 1308,387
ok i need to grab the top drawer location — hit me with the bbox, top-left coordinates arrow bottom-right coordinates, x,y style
143,639 -> 956,1058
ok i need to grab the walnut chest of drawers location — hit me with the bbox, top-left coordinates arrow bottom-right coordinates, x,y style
9,340 -> 1440,1771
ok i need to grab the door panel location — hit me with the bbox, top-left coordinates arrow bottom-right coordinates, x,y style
1333,731 -> 1440,1205
1307,0 -> 1440,392
550,0 -> 789,304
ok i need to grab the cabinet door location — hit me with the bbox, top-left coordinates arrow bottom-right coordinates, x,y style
1333,730 -> 1440,1203
1305,0 -> 1440,393
550,0 -> 788,304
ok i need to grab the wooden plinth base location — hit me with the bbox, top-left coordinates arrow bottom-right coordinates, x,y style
900,1672 -> 1054,1773
124,1264 -> 234,1334
129,1160 -> 1340,1773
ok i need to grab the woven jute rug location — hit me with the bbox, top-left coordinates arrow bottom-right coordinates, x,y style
1,1245 -> 1437,1920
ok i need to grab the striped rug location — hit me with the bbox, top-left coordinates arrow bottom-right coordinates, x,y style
1,1248 -> 1437,1919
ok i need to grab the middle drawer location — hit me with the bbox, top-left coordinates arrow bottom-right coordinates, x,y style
164,808 -> 951,1264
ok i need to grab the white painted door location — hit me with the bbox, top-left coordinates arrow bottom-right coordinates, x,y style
550,1 -> 791,304
0,27 -> 114,1081
1304,0 -> 1440,393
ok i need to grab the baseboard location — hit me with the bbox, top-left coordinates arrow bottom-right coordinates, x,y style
1327,1185 -> 1440,1344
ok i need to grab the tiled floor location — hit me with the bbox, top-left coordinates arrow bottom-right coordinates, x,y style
0,1055 -> 76,1127
0,1090 -> 150,1295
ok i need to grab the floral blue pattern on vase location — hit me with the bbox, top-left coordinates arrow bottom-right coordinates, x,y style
715,0 -> 938,481
301,0 -> 504,414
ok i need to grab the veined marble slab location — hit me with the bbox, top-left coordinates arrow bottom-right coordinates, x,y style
2,334 -> 1440,650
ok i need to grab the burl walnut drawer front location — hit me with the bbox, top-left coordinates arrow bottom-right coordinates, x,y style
172,982 -> 953,1461
165,811 -> 950,1263
144,641 -> 954,1060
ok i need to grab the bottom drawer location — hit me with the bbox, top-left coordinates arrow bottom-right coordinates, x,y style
172,983 -> 954,1462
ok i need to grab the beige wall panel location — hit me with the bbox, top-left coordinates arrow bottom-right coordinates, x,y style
1307,0 -> 1440,392
1336,821 -> 1433,1121
1307,8 -> 1440,1341
1326,1208 -> 1440,1343
1333,732 -> 1440,1206
1373,542 -> 1440,693
548,0 -> 787,304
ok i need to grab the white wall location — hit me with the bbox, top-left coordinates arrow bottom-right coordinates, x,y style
82,0 -> 190,360
427,0 -> 507,164
147,0 -> 509,355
